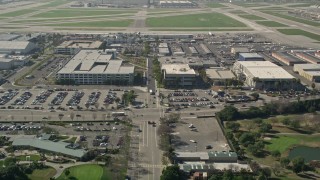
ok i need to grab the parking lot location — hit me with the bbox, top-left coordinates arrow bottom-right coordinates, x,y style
171,117 -> 227,152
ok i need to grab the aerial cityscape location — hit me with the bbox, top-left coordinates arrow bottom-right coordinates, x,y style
0,0 -> 319,179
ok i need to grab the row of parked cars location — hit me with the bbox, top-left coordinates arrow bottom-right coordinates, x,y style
168,92 -> 198,97
0,90 -> 19,105
50,92 -> 68,106
67,91 -> 84,106
104,91 -> 117,104
32,90 -> 53,105
169,97 -> 210,102
12,92 -> 32,105
0,124 -> 42,131
85,92 -> 101,106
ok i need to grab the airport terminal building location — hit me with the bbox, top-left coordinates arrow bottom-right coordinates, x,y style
56,50 -> 134,85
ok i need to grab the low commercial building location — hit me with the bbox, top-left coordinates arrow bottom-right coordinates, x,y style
238,53 -> 264,61
55,40 -> 103,55
199,44 -> 212,55
233,61 -> 295,89
161,64 -> 196,87
294,64 -> 320,82
205,68 -> 235,86
12,137 -> 87,159
0,54 -> 29,70
56,50 -> 134,85
159,56 -> 218,69
175,151 -> 238,163
295,52 -> 320,64
272,52 -> 306,66
231,47 -> 249,58
0,41 -> 37,54
158,43 -> 170,56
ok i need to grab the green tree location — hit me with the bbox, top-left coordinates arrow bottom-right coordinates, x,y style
223,169 -> 234,180
289,119 -> 300,129
239,132 -> 255,147
292,157 -> 305,174
160,165 -> 182,180
280,157 -> 290,168
271,150 -> 281,159
226,122 -> 241,132
65,169 -> 70,176
217,106 -> 240,121
259,123 -> 272,134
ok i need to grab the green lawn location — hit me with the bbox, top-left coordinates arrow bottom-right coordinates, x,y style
263,11 -> 320,27
146,13 -> 246,27
150,28 -> 253,31
255,20 -> 288,27
233,3 -> 269,7
238,14 -> 266,20
57,164 -> 104,180
277,29 -> 320,41
28,167 -> 57,180
206,3 -> 226,8
229,10 -> 248,14
45,20 -> 132,27
16,154 -> 41,161
0,9 -> 35,17
63,137 -> 77,143
37,0 -> 70,8
255,7 -> 289,11
32,9 -> 136,18
266,134 -> 320,153
288,3 -> 313,7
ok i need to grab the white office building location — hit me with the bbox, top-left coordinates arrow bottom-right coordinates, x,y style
161,64 -> 196,87
56,50 -> 134,85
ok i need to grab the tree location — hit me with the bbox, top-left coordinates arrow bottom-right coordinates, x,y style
289,119 -> 300,129
259,123 -> 272,135
271,150 -> 281,159
271,162 -> 282,176
217,106 -> 240,121
250,92 -> 260,101
282,117 -> 291,126
260,167 -> 272,179
270,117 -> 278,126
58,114 -> 63,121
223,169 -> 234,180
239,132 -> 255,147
292,157 -> 305,174
226,122 -> 240,132
280,157 -> 290,168
160,165 -> 182,180
65,169 -> 70,176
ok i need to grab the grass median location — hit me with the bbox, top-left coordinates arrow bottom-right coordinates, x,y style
277,29 -> 320,41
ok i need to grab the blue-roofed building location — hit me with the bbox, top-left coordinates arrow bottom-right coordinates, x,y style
239,53 -> 264,61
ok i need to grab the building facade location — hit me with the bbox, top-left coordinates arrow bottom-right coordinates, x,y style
161,64 -> 196,87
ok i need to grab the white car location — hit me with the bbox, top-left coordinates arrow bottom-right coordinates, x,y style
188,124 -> 195,128
112,127 -> 117,130
190,140 -> 197,143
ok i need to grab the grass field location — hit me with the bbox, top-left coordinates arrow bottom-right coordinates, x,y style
46,20 -> 132,27
57,164 -> 104,180
0,9 -> 35,17
277,29 -> 320,41
28,167 -> 56,180
37,0 -> 69,8
146,13 -> 246,27
234,3 -> 269,7
150,28 -> 253,31
16,154 -> 41,161
32,9 -> 136,18
238,14 -> 266,20
288,3 -> 313,7
229,10 -> 248,14
263,11 -> 320,27
255,7 -> 289,11
206,2 -> 226,8
255,20 -> 288,27
266,134 -> 320,153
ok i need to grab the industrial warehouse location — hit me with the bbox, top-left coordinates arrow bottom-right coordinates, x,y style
0,41 -> 37,54
294,64 -> 320,82
56,50 -> 135,85
233,61 -> 295,89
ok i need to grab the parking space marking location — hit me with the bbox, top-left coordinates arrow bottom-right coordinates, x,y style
142,121 -> 145,147
146,121 -> 149,147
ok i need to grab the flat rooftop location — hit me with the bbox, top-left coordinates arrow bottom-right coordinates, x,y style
57,40 -> 102,49
294,63 -> 320,70
58,50 -> 134,74
274,52 -> 304,63
239,53 -> 264,59
237,61 -> 294,79
0,41 -> 33,50
159,56 -> 217,67
12,137 -> 87,158
162,64 -> 196,75
206,68 -> 235,80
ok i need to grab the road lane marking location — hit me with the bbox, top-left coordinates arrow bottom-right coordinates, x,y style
146,121 -> 149,147
142,122 -> 145,147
